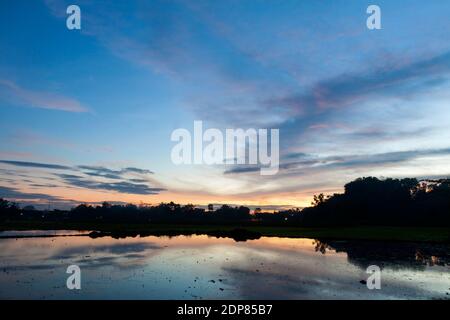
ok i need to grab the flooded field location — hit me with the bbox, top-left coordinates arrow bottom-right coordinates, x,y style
0,231 -> 449,299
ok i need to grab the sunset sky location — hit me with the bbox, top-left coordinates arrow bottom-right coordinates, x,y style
1,0 -> 450,210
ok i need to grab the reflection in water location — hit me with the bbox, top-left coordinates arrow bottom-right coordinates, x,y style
0,230 -> 90,237
313,240 -> 450,269
0,232 -> 449,299
88,228 -> 262,242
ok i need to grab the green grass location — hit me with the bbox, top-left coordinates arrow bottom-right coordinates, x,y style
1,220 -> 449,242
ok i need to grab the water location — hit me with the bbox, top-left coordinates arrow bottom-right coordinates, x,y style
0,231 -> 449,299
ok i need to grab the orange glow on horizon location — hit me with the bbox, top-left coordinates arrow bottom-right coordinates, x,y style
11,183 -> 326,210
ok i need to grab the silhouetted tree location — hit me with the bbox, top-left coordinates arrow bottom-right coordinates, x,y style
0,198 -> 20,221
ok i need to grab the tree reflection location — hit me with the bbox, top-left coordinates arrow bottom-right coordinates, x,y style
313,239 -> 450,270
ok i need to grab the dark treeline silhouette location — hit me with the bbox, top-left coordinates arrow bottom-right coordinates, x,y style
0,199 -> 253,225
66,202 -> 252,224
301,177 -> 450,227
1,177 -> 449,227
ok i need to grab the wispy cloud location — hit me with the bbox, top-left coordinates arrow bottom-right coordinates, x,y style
225,147 -> 450,175
78,165 -> 154,177
268,51 -> 450,117
56,174 -> 165,195
0,160 -> 164,196
224,166 -> 261,175
0,160 -> 154,176
0,160 -> 71,170
0,185 -> 65,201
0,79 -> 89,113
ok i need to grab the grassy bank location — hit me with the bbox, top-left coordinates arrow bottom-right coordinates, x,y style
1,220 -> 450,242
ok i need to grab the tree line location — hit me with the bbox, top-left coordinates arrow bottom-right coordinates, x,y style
1,177 -> 449,227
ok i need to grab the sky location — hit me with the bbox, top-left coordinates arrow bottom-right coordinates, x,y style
0,0 -> 450,210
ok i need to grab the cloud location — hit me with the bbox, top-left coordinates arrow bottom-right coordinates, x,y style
0,160 -> 154,177
324,148 -> 450,169
0,160 -> 164,196
128,178 -> 150,183
51,242 -> 161,260
225,147 -> 450,175
56,174 -> 165,195
340,127 -> 432,141
0,79 -> 89,113
77,166 -> 126,180
0,185 -> 64,201
77,165 -> 122,174
29,183 -> 60,188
78,165 -> 154,176
123,167 -> 154,175
0,160 -> 71,170
224,166 -> 261,175
269,51 -> 450,115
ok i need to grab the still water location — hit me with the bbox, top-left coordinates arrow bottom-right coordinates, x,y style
0,231 -> 449,299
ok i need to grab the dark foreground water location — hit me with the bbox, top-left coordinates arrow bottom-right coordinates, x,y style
0,231 -> 449,299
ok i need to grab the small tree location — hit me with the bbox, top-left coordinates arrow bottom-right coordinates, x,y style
312,193 -> 325,206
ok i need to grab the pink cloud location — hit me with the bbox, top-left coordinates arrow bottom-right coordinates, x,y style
0,79 -> 89,113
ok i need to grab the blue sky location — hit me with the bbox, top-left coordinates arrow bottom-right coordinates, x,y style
1,0 -> 450,209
